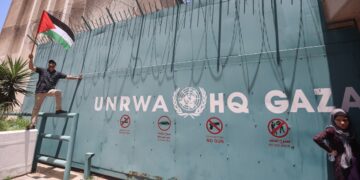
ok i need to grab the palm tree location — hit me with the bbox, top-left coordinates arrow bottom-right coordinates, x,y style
0,56 -> 32,115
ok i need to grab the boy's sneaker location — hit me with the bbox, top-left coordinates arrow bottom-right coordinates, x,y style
55,110 -> 67,114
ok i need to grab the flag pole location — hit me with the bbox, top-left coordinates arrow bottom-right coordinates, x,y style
30,32 -> 39,55
30,11 -> 46,55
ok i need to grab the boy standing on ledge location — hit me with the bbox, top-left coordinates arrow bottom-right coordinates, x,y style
27,54 -> 82,130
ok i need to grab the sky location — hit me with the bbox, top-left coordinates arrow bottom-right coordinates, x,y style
0,0 -> 12,30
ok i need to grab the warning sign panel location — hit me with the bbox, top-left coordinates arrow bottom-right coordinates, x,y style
205,117 -> 225,144
157,116 -> 172,142
267,118 -> 292,148
120,114 -> 131,128
267,118 -> 289,138
158,116 -> 171,131
206,117 -> 223,135
119,114 -> 131,135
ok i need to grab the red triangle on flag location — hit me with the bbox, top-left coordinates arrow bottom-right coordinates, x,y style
37,11 -> 55,33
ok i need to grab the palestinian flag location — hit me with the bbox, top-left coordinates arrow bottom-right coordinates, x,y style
37,11 -> 75,49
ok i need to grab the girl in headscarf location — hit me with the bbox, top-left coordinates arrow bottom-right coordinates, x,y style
314,108 -> 360,180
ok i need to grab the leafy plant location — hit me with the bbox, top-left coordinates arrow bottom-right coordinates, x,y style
0,56 -> 32,115
3,176 -> 12,180
0,117 -> 29,131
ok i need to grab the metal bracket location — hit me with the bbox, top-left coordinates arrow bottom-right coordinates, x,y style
106,8 -> 116,24
84,152 -> 95,179
81,16 -> 92,31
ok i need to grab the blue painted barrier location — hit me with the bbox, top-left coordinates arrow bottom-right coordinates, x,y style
21,0 -> 360,179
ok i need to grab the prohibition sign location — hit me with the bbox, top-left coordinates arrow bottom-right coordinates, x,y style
120,114 -> 131,128
158,116 -> 171,131
206,117 -> 223,135
267,118 -> 289,138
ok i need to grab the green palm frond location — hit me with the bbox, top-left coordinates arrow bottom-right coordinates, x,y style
0,56 -> 32,114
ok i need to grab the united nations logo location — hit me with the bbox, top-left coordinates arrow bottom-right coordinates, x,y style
173,87 -> 207,118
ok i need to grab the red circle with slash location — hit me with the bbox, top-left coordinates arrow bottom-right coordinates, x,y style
206,117 -> 223,135
267,118 -> 289,138
120,114 -> 131,128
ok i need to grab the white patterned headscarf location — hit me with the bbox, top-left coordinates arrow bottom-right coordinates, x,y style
328,108 -> 352,169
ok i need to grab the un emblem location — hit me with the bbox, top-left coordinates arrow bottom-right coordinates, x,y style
173,87 -> 207,118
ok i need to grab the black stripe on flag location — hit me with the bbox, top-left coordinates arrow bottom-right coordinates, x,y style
47,13 -> 75,41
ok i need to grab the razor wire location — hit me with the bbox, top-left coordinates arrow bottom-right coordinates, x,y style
33,0 -> 302,44
31,0 -> 324,89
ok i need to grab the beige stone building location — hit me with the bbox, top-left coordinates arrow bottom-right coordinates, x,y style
2,0 -> 360,60
0,0 -> 176,59
0,0 -> 177,112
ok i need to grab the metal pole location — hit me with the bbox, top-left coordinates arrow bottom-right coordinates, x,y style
135,0 -> 144,16
132,15 -> 145,78
31,113 -> 46,173
103,8 -> 117,76
217,0 -> 223,72
106,8 -> 116,23
171,2 -> 181,72
63,113 -> 79,180
272,0 -> 281,65
81,16 -> 92,31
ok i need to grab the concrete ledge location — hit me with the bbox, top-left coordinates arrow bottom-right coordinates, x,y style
0,130 -> 37,179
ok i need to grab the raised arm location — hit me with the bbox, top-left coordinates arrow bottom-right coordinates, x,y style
66,74 -> 82,80
28,54 -> 36,71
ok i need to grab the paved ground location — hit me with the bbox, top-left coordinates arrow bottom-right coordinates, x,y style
12,163 -> 110,180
